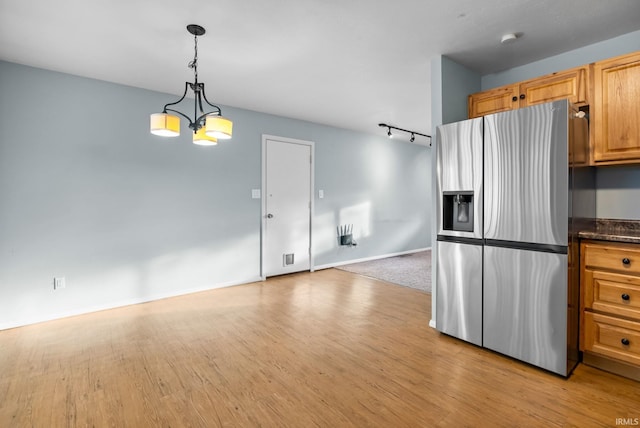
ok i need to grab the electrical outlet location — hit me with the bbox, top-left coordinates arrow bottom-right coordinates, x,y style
53,277 -> 66,290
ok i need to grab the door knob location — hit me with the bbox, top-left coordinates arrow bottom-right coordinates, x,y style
266,213 -> 274,219
621,338 -> 630,346
622,258 -> 631,265
622,293 -> 630,301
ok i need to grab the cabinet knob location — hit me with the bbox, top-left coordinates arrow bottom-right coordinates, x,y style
622,258 -> 631,265
519,94 -> 525,100
622,293 -> 630,301
512,96 -> 518,102
621,338 -> 630,346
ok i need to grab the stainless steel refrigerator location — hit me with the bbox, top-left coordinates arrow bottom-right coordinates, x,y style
436,99 -> 595,376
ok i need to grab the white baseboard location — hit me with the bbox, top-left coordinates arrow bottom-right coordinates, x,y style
3,248 -> 433,330
0,276 -> 263,331
314,247 -> 431,271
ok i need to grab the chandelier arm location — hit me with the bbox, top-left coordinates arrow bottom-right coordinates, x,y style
199,84 -> 223,116
194,111 -> 222,126
192,91 -> 214,131
164,107 -> 196,128
162,82 -> 191,113
194,89 -> 202,128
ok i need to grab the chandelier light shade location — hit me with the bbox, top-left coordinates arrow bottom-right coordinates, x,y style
149,24 -> 233,146
193,127 -> 218,146
150,113 -> 180,137
205,115 -> 233,139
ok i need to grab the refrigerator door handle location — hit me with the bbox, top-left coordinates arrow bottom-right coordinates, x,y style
484,239 -> 567,255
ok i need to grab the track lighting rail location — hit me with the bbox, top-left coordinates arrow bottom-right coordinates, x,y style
378,123 -> 431,146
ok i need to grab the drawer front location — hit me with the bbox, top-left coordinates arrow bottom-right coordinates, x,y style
583,243 -> 640,275
584,312 -> 640,366
589,271 -> 640,320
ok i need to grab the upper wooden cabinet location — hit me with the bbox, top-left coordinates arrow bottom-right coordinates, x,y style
467,84 -> 519,118
468,66 -> 589,119
593,51 -> 640,164
520,66 -> 589,108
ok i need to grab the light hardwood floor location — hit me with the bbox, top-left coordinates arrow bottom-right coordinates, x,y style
0,268 -> 638,427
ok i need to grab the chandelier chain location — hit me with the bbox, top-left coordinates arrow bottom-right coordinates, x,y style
188,34 -> 198,82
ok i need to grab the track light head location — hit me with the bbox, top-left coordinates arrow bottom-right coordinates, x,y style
387,128 -> 393,138
410,133 -> 415,143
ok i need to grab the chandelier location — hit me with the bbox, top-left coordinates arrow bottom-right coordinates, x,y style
150,24 -> 232,146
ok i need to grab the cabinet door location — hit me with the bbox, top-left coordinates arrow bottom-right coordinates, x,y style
584,312 -> 640,367
585,270 -> 640,320
468,84 -> 518,118
593,51 -> 640,163
519,66 -> 589,107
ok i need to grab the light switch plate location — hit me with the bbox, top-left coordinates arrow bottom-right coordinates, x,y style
251,189 -> 261,199
318,189 -> 324,199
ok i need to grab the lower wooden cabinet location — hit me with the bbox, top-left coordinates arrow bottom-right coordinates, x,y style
583,312 -> 640,367
581,240 -> 640,380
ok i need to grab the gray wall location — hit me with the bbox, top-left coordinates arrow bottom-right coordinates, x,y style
481,30 -> 640,220
0,60 -> 430,329
596,166 -> 640,219
441,58 -> 481,125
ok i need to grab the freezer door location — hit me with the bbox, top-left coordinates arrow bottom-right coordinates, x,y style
483,246 -> 569,376
436,240 -> 483,346
436,118 -> 483,239
484,100 -> 569,246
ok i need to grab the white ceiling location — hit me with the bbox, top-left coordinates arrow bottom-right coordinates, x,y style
1,0 -> 639,144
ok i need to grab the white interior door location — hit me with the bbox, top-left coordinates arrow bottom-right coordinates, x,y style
262,136 -> 313,277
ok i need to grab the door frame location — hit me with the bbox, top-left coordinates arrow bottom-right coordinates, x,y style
261,134 -> 315,280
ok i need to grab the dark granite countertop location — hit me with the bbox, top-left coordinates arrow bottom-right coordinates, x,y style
578,219 -> 640,244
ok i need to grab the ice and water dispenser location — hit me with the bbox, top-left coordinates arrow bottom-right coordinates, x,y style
442,191 -> 474,232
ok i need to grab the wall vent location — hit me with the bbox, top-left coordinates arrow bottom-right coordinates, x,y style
283,253 -> 295,266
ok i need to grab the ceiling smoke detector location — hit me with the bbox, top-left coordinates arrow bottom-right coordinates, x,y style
501,33 -> 518,44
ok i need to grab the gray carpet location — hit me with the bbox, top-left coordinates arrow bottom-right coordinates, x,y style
336,250 -> 432,293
